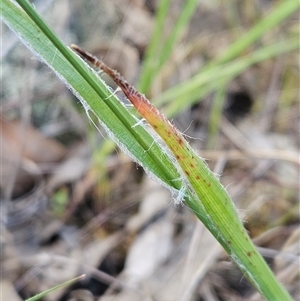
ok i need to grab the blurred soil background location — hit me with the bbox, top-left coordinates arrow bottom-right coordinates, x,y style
1,0 -> 299,300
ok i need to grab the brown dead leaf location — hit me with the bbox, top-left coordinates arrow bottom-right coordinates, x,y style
0,115 -> 67,198
0,115 -> 67,164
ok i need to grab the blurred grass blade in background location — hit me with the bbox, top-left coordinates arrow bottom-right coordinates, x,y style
25,275 -> 86,301
147,0 -> 299,117
138,0 -> 198,94
159,37 -> 299,117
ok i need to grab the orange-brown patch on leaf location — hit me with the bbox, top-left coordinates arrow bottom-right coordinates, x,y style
178,138 -> 184,145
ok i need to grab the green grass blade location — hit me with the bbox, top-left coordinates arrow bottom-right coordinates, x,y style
151,0 -> 198,78
1,0 -> 181,192
104,54 -> 293,301
25,275 -> 85,301
138,0 -> 198,94
151,0 -> 299,117
1,1 -> 294,300
207,81 -> 227,148
137,0 -> 171,93
157,38 -> 299,117
214,0 -> 299,65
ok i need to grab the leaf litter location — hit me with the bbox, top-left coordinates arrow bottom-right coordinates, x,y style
1,0 -> 299,300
